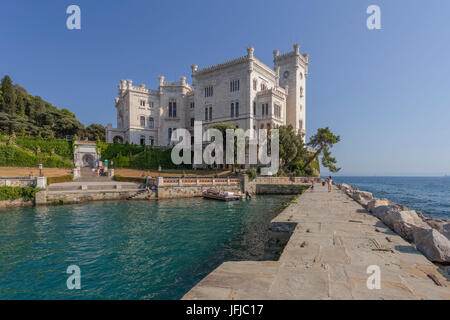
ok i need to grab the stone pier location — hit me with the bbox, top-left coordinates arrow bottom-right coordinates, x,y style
183,184 -> 450,300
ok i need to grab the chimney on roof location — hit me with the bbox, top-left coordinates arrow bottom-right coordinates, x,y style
294,44 -> 300,55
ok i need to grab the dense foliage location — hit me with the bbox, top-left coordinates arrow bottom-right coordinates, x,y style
113,175 -> 146,184
97,142 -> 181,169
14,136 -> 74,159
0,144 -> 74,168
47,174 -> 74,185
97,141 -> 145,161
0,186 -> 36,201
0,75 -> 105,140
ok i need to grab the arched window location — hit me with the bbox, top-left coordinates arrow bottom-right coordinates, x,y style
235,102 -> 239,117
140,116 -> 145,127
230,103 -> 234,118
148,117 -> 154,128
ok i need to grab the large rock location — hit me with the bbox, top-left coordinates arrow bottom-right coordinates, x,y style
416,213 -> 450,241
367,198 -> 390,213
413,229 -> 450,263
382,210 -> 431,242
352,191 -> 373,208
443,223 -> 450,240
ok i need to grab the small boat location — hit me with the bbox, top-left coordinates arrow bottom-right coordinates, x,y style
202,189 -> 241,201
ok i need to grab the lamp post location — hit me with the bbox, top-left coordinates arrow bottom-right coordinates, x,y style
39,163 -> 43,177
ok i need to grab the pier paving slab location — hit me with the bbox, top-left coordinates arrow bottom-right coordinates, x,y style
183,185 -> 450,300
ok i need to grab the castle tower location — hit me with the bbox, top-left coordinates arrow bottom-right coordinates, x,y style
274,44 -> 308,140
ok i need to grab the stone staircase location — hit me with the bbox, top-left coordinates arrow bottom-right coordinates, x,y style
75,167 -> 112,182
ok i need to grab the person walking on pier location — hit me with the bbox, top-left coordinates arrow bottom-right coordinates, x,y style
327,176 -> 333,192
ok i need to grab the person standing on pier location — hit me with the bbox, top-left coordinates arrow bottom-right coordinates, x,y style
327,176 -> 333,192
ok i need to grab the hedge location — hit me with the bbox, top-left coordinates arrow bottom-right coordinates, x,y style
47,174 -> 74,185
14,136 -> 74,159
113,175 -> 146,184
0,186 -> 37,201
0,144 -> 74,168
97,142 -> 144,160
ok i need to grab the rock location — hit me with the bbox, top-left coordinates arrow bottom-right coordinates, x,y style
367,198 -> 390,213
340,183 -> 351,190
382,210 -> 431,242
352,191 -> 373,208
413,229 -> 450,263
443,224 -> 450,240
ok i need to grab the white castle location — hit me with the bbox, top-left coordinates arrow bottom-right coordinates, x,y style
106,44 -> 308,147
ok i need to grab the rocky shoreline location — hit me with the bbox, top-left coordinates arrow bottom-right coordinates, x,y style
337,183 -> 450,265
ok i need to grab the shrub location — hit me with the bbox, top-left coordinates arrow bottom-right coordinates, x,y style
276,168 -> 286,177
247,168 -> 257,180
0,186 -> 37,201
0,145 -> 73,168
113,175 -> 146,184
14,136 -> 74,159
47,174 -> 73,185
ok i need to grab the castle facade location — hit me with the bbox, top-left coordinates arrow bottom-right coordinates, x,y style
106,44 -> 308,146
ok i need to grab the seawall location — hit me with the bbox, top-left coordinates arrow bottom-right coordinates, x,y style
183,184 -> 450,300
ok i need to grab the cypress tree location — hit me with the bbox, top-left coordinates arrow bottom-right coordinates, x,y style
1,75 -> 16,115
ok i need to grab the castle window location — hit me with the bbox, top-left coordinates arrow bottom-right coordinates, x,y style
265,103 -> 269,116
205,107 -> 208,121
253,79 -> 257,91
230,79 -> 240,92
140,100 -> 146,107
140,116 -> 145,127
274,104 -> 281,119
261,104 -> 264,116
190,118 -> 195,127
230,103 -> 234,118
235,102 -> 239,117
148,117 -> 154,128
168,128 -> 172,141
253,102 -> 256,116
169,100 -> 177,118
149,101 -> 154,108
140,135 -> 145,146
190,102 -> 195,109
149,136 -> 154,146
204,85 -> 213,97
300,87 -> 304,97
209,107 -> 212,121
261,83 -> 267,91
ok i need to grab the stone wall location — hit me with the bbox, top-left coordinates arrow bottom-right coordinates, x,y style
0,198 -> 34,208
256,184 -> 309,194
37,190 -> 147,205
0,177 -> 36,187
158,185 -> 241,199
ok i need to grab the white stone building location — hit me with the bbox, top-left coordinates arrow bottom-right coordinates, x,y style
106,44 -> 308,146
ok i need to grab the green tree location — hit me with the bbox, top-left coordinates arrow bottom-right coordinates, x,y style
1,75 -> 16,115
301,127 -> 341,173
85,124 -> 106,141
278,125 -> 306,171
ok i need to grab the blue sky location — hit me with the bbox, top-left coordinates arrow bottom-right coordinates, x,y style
1,0 -> 449,176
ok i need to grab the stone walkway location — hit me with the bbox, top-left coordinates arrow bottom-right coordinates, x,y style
183,185 -> 450,300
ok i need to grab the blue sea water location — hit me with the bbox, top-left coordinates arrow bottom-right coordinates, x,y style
0,195 -> 292,300
333,176 -> 450,220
